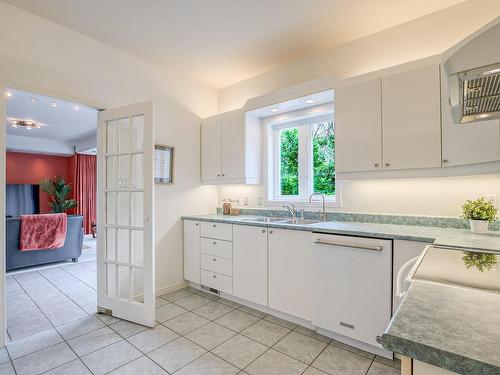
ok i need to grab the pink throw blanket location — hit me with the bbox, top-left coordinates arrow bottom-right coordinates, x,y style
20,213 -> 67,251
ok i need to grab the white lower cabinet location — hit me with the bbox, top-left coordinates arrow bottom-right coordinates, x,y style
201,270 -> 232,294
311,233 -> 392,349
268,228 -> 311,321
183,220 -> 200,284
233,225 -> 268,306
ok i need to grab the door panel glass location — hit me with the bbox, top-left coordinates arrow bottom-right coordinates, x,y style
117,229 -> 130,263
131,193 -> 143,227
106,264 -> 117,297
106,193 -> 116,224
133,268 -> 144,302
131,154 -> 143,189
131,230 -> 144,266
118,266 -> 131,299
106,120 -> 117,154
118,155 -> 130,188
117,192 -> 129,226
106,228 -> 116,261
118,117 -> 130,152
106,156 -> 116,189
132,115 -> 144,152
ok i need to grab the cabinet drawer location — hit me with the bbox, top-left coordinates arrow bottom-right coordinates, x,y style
201,238 -> 232,259
201,254 -> 233,276
201,270 -> 232,294
201,221 -> 232,241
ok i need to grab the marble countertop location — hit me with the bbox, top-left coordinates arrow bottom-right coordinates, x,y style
182,214 -> 500,252
382,281 -> 500,374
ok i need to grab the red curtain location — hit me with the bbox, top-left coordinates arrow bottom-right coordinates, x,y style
74,154 -> 96,234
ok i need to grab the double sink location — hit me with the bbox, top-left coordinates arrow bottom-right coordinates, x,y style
241,217 -> 322,225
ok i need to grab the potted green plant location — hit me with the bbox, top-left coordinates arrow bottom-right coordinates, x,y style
461,197 -> 498,234
40,176 -> 77,213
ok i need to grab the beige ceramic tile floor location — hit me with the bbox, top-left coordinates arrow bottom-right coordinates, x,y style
1,282 -> 400,374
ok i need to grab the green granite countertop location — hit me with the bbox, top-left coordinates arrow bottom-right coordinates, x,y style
382,281 -> 500,374
181,214 -> 500,253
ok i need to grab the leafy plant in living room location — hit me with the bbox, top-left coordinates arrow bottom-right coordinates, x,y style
40,176 -> 77,213
461,197 -> 498,234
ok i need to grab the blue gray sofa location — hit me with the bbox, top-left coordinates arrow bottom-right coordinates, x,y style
6,215 -> 84,271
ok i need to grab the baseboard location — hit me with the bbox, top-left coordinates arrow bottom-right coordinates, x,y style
155,281 -> 188,297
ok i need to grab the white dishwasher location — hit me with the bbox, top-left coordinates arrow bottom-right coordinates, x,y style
311,233 -> 392,357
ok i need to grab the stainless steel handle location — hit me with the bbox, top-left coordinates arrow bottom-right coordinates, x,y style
213,224 -> 217,227
374,163 -> 379,167
217,174 -> 220,177
269,230 -> 273,234
442,159 -> 448,163
212,241 -> 216,245
195,223 -> 199,226
340,321 -> 355,330
212,258 -> 216,261
212,275 -> 217,279
314,239 -> 382,252
385,162 -> 390,167
261,229 -> 266,233
221,173 -> 225,177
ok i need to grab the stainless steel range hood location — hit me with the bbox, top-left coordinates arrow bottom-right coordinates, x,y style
445,18 -> 500,124
449,62 -> 500,123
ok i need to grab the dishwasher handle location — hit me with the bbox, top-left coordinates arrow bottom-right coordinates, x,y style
396,256 -> 420,298
313,239 -> 383,252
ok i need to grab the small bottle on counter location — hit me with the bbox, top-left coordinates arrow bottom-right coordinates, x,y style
222,200 -> 231,215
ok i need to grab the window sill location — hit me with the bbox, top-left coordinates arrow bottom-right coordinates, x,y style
264,199 -> 342,209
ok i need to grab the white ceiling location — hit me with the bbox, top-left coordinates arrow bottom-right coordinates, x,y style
6,88 -> 97,144
3,0 -> 466,89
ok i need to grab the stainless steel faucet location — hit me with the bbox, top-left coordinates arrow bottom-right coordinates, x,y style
309,193 -> 327,221
282,203 -> 296,218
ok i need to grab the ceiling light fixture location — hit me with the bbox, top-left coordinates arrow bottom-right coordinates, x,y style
4,92 -> 12,98
270,108 -> 279,113
31,96 -> 37,103
74,105 -> 80,111
50,101 -> 57,108
305,99 -> 315,104
7,117 -> 42,130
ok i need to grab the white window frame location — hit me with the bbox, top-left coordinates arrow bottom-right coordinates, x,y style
268,113 -> 340,206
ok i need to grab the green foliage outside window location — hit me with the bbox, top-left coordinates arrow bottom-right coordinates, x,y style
280,127 -> 299,195
313,121 -> 335,195
279,120 -> 335,197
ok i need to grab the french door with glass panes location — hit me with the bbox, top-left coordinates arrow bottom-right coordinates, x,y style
97,102 -> 155,327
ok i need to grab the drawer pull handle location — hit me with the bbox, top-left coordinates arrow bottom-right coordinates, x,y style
340,321 -> 355,330
212,275 -> 217,279
314,239 -> 382,252
213,224 -> 217,228
262,229 -> 266,233
213,241 -> 216,245
212,258 -> 217,261
195,223 -> 199,226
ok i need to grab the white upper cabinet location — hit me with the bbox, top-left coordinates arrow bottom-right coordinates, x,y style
336,79 -> 382,172
441,71 -> 500,167
201,115 -> 221,180
201,109 -> 261,184
382,64 -> 442,170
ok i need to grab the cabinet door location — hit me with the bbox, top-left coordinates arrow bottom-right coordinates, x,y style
220,109 -> 245,180
311,234 -> 392,348
382,64 -> 441,170
268,229 -> 311,320
233,225 -> 268,306
441,71 -> 500,166
392,240 -> 427,314
184,220 -> 200,283
201,115 -> 221,180
336,79 -> 382,172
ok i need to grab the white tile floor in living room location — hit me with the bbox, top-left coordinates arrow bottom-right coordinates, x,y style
2,237 -> 400,374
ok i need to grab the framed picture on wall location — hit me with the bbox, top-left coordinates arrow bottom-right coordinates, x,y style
154,144 -> 174,184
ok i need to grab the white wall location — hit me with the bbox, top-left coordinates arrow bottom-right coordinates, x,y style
0,2 -> 219,295
219,0 -> 500,112
216,0 -> 500,218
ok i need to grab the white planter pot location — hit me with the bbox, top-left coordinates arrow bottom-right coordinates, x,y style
469,219 -> 489,234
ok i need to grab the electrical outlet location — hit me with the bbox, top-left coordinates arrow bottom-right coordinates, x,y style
486,195 -> 497,206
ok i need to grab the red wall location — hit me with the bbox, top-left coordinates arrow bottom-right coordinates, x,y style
6,152 -> 75,214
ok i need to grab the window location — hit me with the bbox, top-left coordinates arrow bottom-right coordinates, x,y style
271,114 -> 336,202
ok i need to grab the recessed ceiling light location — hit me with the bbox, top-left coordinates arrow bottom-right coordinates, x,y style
50,101 -> 57,108
483,68 -> 500,75
476,114 -> 491,119
305,99 -> 315,104
270,108 -> 279,113
74,105 -> 80,111
4,92 -> 12,98
30,97 -> 37,103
